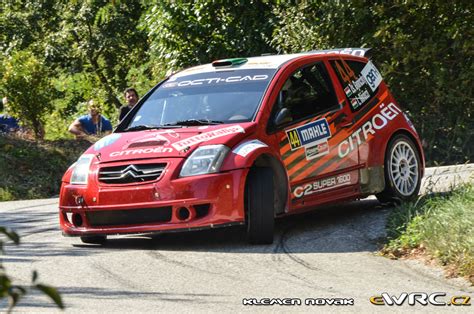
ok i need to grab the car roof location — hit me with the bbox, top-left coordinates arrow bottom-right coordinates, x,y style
172,48 -> 371,78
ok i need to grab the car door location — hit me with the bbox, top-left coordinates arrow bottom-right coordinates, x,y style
268,60 -> 360,208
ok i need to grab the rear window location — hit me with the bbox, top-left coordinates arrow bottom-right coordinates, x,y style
129,69 -> 275,127
330,59 -> 382,110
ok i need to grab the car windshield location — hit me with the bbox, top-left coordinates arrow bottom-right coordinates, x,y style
128,69 -> 275,128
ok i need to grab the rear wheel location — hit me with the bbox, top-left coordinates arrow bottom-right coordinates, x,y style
80,235 -> 107,245
245,167 -> 275,244
377,134 -> 421,203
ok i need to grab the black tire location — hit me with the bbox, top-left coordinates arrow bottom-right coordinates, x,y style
80,235 -> 107,245
245,167 -> 275,244
376,134 -> 422,204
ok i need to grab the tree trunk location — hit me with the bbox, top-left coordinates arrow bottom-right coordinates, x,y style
32,120 -> 45,140
89,58 -> 123,109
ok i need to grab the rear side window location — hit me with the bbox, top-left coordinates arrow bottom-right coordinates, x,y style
330,59 -> 382,111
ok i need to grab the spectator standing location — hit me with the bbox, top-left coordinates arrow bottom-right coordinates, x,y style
68,100 -> 112,142
119,87 -> 139,121
0,97 -> 20,133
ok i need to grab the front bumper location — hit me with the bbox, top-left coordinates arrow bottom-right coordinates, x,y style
59,168 -> 247,236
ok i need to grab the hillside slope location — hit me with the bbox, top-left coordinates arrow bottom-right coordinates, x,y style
0,135 -> 90,201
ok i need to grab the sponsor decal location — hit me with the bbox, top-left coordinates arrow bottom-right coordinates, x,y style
94,133 -> 121,151
109,147 -> 173,157
233,140 -> 268,157
361,61 -> 382,92
242,297 -> 354,306
172,125 -> 245,150
370,292 -> 471,306
162,75 -> 269,88
357,90 -> 371,103
334,60 -> 382,110
286,118 -> 331,151
350,98 -> 359,109
312,48 -> 368,57
344,86 -> 352,97
305,141 -> 329,160
293,172 -> 353,199
350,90 -> 372,109
247,60 -> 273,67
338,102 -> 401,158
352,75 -> 367,90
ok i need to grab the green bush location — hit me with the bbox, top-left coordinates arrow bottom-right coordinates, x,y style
384,184 -> 474,281
0,50 -> 55,140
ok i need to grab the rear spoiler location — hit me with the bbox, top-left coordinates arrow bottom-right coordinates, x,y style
307,48 -> 372,59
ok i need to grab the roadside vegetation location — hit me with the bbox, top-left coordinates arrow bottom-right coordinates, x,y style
0,134 -> 89,201
382,184 -> 474,283
0,1 -> 472,164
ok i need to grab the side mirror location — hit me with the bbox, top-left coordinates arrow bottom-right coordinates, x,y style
274,108 -> 292,127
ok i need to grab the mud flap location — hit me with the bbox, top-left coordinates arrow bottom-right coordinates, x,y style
359,166 -> 385,194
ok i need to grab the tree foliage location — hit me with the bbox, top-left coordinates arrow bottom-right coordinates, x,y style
0,0 -> 62,56
271,0 -> 473,164
1,0 -> 149,134
1,50 -> 54,139
143,0 -> 276,70
0,0 -> 472,163
51,0 -> 148,108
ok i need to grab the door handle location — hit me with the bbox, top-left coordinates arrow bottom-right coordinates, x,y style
340,119 -> 354,128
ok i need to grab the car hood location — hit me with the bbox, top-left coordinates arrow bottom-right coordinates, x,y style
84,123 -> 256,163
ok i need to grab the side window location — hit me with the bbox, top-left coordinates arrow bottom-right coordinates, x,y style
330,59 -> 381,111
274,62 -> 339,126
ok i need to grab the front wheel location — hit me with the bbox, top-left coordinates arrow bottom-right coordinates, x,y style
245,167 -> 275,244
376,134 -> 422,203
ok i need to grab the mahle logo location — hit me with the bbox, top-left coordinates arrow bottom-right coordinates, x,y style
370,292 -> 471,306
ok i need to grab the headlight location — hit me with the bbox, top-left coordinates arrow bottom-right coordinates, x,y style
70,154 -> 94,185
179,145 -> 230,177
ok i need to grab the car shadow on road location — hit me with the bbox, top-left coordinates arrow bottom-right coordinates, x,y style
73,199 -> 392,254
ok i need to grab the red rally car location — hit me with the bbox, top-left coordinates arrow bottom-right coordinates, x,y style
59,48 -> 425,245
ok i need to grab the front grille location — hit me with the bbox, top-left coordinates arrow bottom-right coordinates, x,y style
86,206 -> 172,227
98,163 -> 166,184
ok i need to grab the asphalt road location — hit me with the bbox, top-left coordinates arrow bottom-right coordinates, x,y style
1,165 -> 473,313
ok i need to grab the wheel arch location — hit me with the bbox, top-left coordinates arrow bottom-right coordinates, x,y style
375,128 -> 424,203
384,128 -> 425,177
245,153 -> 288,216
